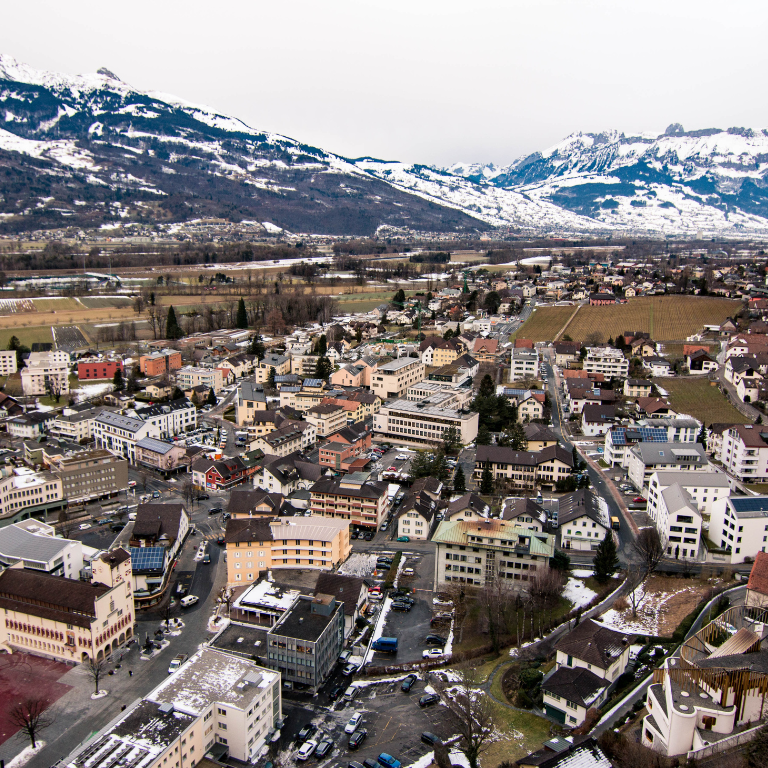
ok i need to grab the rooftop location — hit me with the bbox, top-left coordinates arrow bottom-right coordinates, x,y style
270,595 -> 341,642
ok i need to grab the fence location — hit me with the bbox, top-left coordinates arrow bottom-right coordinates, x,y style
686,723 -> 764,760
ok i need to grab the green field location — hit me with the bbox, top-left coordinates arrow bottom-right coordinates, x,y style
515,296 -> 741,343
511,305 -> 576,341
656,377 -> 751,425
78,297 -> 133,309
0,326 -> 53,350
31,298 -> 81,311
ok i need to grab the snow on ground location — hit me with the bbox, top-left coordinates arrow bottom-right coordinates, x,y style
365,597 -> 393,664
392,555 -> 406,588
338,553 -> 378,577
600,581 -> 697,635
572,568 -> 595,578
404,751 -> 436,768
443,621 -> 454,657
563,576 -> 598,609
7,741 -> 46,768
73,382 -> 113,402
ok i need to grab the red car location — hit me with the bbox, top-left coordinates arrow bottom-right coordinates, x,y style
633,497 -> 646,504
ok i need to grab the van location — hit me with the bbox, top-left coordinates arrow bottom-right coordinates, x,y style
611,516 -> 620,531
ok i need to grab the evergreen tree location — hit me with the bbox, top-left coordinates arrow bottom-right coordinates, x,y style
236,298 -> 248,329
249,333 -> 265,360
166,306 -> 182,339
593,532 -> 619,583
267,366 -> 276,389
442,426 -> 462,454
393,289 -> 406,306
171,386 -> 184,401
112,368 -> 124,392
7,335 -> 29,368
697,424 -> 708,444
315,356 -> 333,380
206,388 -> 218,406
478,374 -> 495,398
315,334 -> 327,357
480,463 -> 494,494
191,390 -> 201,408
453,464 -> 466,494
476,425 -> 492,445
551,550 -> 571,573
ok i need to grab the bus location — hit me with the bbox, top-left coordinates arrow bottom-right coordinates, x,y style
611,516 -> 620,531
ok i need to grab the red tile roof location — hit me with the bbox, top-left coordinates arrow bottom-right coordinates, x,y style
747,551 -> 768,597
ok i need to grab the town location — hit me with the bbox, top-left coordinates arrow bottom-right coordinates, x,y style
0,243 -> 767,768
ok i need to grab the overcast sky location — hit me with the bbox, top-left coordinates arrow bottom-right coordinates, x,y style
3,0 -> 767,166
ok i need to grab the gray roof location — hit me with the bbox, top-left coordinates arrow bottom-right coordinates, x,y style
136,437 -> 177,455
651,470 -> 730,489
0,524 -> 72,565
134,398 -> 193,418
378,357 -> 421,372
95,411 -> 147,433
660,484 -> 700,516
629,442 -> 708,465
239,381 -> 267,403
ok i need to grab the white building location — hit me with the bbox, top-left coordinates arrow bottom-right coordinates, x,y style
709,495 -> 768,563
720,424 -> 768,481
509,348 -> 540,381
627,442 -> 710,490
21,351 -> 70,397
647,471 -> 731,519
558,489 -> 610,552
133,398 -> 197,438
373,394 -> 479,449
0,467 -> 64,526
370,357 -> 425,401
0,519 -> 84,579
176,365 -> 224,394
0,349 -> 18,376
647,483 -> 703,560
93,411 -> 161,464
583,347 -> 629,378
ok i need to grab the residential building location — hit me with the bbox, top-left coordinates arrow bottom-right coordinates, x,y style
249,423 -> 305,457
543,619 -> 631,726
0,564 -> 134,663
523,424 -> 559,451
254,353 -> 291,383
135,437 -> 188,473
509,348 -> 540,381
720,424 -> 768,481
581,404 -> 616,436
474,444 -> 573,490
709,495 -> 768,563
472,337 -> 503,364
306,403 -> 347,438
93,411 -> 160,464
191,456 -> 251,490
516,737 -> 614,768
253,452 -> 323,495
687,349 -> 718,375
236,381 -> 268,425
371,357 -> 425,400
647,471 -> 731,520
373,395 -> 479,448
627,442 -> 710,490
624,379 -> 653,398
643,356 -> 674,377
432,517 -> 555,587
553,341 -> 581,368
518,394 -> 545,423
77,358 -> 123,381
224,516 -> 350,585
48,449 -> 128,505
583,347 -> 629,378
0,520 -> 84,578
267,594 -> 344,692
175,365 -> 224,393
649,483 -> 703,559
558,489 -> 610,551
0,467 -> 64,526
144,383 -> 173,400
395,491 -> 439,540
133,398 -> 196,438
445,492 -> 490,522
0,349 -> 17,375
319,424 -> 372,472
6,411 -> 54,439
745,552 -> 768,608
49,406 -> 103,442
139,349 -> 182,376
315,572 -> 367,638
604,425 -> 668,468
290,354 -> 320,376
501,497 -> 547,531
227,489 -> 294,519
310,472 -> 389,530
21,351 -> 70,396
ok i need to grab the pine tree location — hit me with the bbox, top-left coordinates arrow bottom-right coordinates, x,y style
480,463 -> 494,494
593,532 -> 619,583
453,464 -> 466,494
476,425 -> 491,445
166,306 -> 182,339
112,368 -> 124,392
478,374 -> 495,398
249,333 -> 265,360
236,298 -> 248,329
315,356 -> 333,380
315,334 -> 327,357
206,388 -> 217,406
267,367 -> 276,389
393,289 -> 405,306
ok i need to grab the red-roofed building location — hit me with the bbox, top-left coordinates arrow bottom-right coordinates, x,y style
746,551 -> 768,608
514,338 -> 534,349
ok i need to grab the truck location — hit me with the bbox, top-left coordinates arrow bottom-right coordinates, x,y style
371,637 -> 398,653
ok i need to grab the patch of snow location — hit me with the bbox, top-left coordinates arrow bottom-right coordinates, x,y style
600,581 -> 696,635
563,577 -> 598,609
365,597 -> 393,664
572,569 -> 595,578
338,553 -> 378,578
91,690 -> 108,699
6,741 -> 46,768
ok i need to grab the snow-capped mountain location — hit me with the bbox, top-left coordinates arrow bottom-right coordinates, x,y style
1,55 -> 768,237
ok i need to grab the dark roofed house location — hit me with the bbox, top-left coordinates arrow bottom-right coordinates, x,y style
227,489 -> 289,518
542,666 -> 610,727
446,492 -> 490,521
130,503 -> 189,568
502,497 -> 548,531
314,572 -> 367,636
191,455 -> 251,490
517,737 -> 614,768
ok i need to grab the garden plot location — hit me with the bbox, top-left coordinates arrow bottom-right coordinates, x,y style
0,298 -> 35,314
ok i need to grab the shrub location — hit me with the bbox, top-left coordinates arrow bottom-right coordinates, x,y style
515,689 -> 534,709
520,668 -> 544,690
612,596 -> 629,611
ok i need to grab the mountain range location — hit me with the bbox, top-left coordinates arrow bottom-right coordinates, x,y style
2,55 -> 768,238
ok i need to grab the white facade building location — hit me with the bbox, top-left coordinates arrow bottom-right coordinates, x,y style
93,412 -> 161,465
627,442 -> 710,490
709,495 -> 768,563
583,347 -> 629,378
720,424 -> 768,481
370,358 -> 425,401
0,349 -> 18,376
509,348 -> 540,381
176,365 -> 224,393
21,351 -> 70,397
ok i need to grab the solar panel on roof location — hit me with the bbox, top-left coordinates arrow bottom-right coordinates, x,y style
731,497 -> 768,513
129,547 -> 165,571
302,379 -> 323,387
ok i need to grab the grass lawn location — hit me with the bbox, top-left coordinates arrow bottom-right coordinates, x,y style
656,377 -> 751,425
0,326 -> 53,350
482,704 -> 554,766
511,305 -> 575,342
31,298 -> 81,311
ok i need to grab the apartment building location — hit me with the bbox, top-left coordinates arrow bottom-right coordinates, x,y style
135,437 -> 188,472
0,348 -> 18,376
310,472 -> 389,530
93,411 -> 161,464
509,348 -> 540,381
0,564 -> 134,663
63,648 -> 281,766
175,365 -> 224,393
720,424 -> 768,481
252,452 -> 323,495
624,378 -> 653,398
373,395 -> 479,448
583,347 -> 629,378
553,341 -> 581,368
371,357 -> 425,400
49,406 -> 104,442
290,354 -> 320,376
139,349 -> 182,376
648,483 -> 703,559
48,449 -> 128,505
249,423 -> 305,457
0,466 -> 64,526
0,520 -> 85,579
406,381 -> 473,409
627,442 -> 709,490
558,489 -> 610,552
254,353 -> 291,383
236,381 -> 268,426
306,403 -> 347,438
77,358 -> 123,381
432,517 -> 555,588
395,491 -> 438,540
473,444 -> 573,490
604,425 -> 668,468
224,516 -> 351,585
6,411 -> 54,440
647,471 -> 731,519
133,398 -> 197,438
319,424 -> 372,472
21,351 -> 70,396
709,495 -> 768,563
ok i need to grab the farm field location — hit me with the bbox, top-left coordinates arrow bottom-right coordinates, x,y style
78,296 -> 133,309
0,325 -> 53,350
0,298 -> 35,315
510,305 -> 576,341
656,376 -> 751,425
515,296 -> 740,343
31,297 -> 81,311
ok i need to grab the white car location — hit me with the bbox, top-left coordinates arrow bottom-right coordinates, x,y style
79,523 -> 91,530
297,739 -> 318,761
128,512 -> 137,521
180,595 -> 199,607
395,454 -> 409,461
422,648 -> 445,660
344,712 -> 363,734
128,480 -> 137,488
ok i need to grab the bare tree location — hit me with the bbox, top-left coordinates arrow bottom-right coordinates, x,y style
634,527 -> 664,581
84,656 -> 109,696
8,697 -> 54,749
57,508 -> 75,539
431,667 -> 495,768
162,599 -> 175,630
179,477 -> 196,507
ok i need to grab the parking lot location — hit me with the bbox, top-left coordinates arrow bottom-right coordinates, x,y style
278,673 -> 458,768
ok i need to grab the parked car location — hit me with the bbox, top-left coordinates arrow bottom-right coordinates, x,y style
152,491 -> 161,498
342,662 -> 359,676
96,517 -> 113,525
391,601 -> 412,612
418,694 -> 440,707
380,522 -> 389,531
329,685 -> 344,701
363,760 -> 379,768
209,507 -> 223,515
338,649 -> 352,664
316,737 -> 334,758
364,532 -> 374,541
402,568 -> 414,576
167,653 -> 188,675
377,754 -> 401,768
197,493 -> 209,500
110,523 -> 125,532
401,674 -> 417,692
348,729 -> 367,750
297,724 -> 317,743
396,536 -> 410,542
422,649 -> 444,660
421,732 -> 442,747
425,634 -> 447,646
180,595 -> 199,607
216,535 -> 225,545
345,712 -> 363,734
297,738 -> 319,761
79,523 -> 91,530
202,553 -> 211,564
